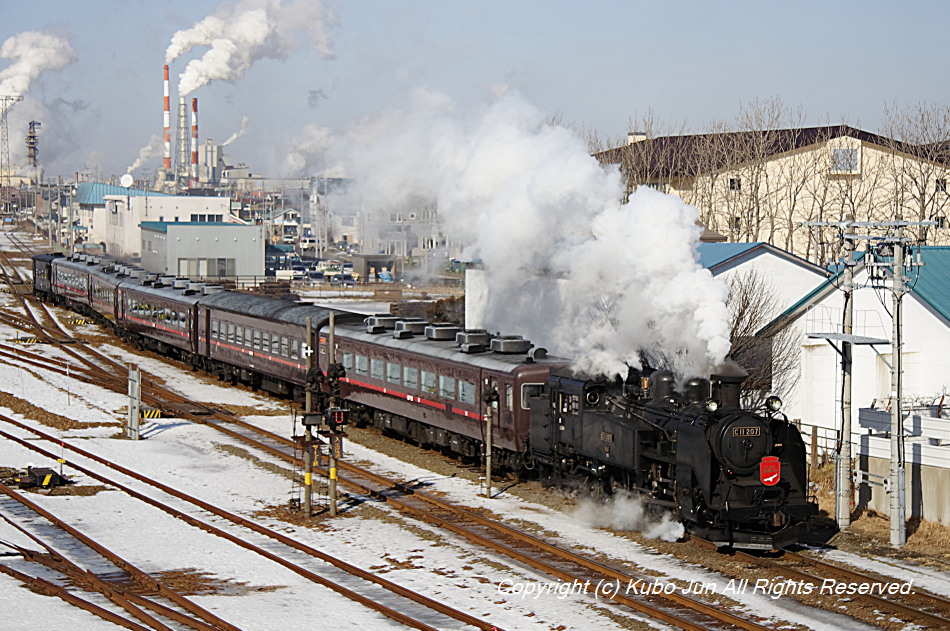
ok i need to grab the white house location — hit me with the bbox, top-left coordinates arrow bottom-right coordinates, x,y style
771,245 -> 950,523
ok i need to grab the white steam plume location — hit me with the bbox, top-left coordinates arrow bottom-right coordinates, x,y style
126,135 -> 165,174
573,491 -> 685,542
0,31 -> 76,96
283,122 -> 334,176
166,0 -> 337,95
222,115 -> 250,146
325,90 -> 731,379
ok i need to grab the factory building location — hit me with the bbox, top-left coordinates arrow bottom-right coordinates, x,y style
91,192 -> 233,260
139,221 -> 264,278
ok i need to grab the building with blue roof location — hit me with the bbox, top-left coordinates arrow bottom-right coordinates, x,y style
762,245 -> 950,523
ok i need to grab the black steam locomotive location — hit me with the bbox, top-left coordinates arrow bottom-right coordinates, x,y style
528,367 -> 817,549
33,252 -> 816,549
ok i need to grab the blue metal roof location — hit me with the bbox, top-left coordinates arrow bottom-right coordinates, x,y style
696,242 -> 764,269
767,246 -> 950,332
910,246 -> 950,323
76,182 -> 169,205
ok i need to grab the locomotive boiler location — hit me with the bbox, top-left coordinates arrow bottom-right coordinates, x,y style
528,367 -> 817,549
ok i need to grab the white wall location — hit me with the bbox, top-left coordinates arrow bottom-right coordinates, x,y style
91,195 -> 231,260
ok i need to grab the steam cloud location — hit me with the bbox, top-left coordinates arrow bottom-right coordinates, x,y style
323,90 -> 731,378
574,491 -> 685,542
0,31 -> 76,96
165,0 -> 337,95
222,115 -> 250,146
126,134 -> 164,174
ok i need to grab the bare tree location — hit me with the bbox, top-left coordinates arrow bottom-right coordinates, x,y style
726,268 -> 800,405
880,101 -> 950,243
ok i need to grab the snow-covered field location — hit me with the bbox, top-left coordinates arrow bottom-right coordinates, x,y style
1,232 -> 943,630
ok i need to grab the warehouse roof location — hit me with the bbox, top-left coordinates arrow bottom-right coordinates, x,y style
76,182 -> 170,205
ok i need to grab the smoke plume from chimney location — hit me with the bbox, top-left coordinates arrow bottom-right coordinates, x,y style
165,0 -> 337,95
0,31 -> 76,95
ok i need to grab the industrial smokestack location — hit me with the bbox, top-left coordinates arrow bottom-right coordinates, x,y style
176,96 -> 187,184
190,97 -> 198,184
163,65 -> 171,171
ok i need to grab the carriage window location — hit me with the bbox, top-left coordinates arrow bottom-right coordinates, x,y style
178,311 -> 185,328
521,383 -> 544,410
421,370 -> 437,394
280,336 -> 289,357
261,332 -> 270,353
370,358 -> 384,380
355,354 -> 368,376
342,352 -> 354,371
271,333 -> 280,354
439,375 -> 455,399
403,366 -> 418,390
227,324 -> 235,343
506,385 -> 513,411
387,362 -> 401,384
291,339 -> 299,359
235,326 -> 244,346
252,330 -> 261,350
459,380 -> 476,405
211,320 -> 219,339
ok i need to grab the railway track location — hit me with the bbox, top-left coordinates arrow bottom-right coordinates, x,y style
4,229 -> 945,629
690,537 -> 950,629
0,482 -> 235,631
0,415 -> 506,631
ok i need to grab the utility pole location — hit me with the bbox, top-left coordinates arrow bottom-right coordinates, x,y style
836,217 -> 856,529
889,231 -> 906,547
803,215 -> 941,545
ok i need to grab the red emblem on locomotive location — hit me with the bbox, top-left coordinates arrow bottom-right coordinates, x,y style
760,456 -> 781,486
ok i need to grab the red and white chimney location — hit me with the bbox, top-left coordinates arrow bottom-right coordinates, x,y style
190,97 -> 199,184
163,65 -> 171,172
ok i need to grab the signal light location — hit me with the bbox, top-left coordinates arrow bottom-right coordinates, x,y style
327,407 -> 348,431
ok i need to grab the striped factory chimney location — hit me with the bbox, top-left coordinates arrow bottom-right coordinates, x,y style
163,65 -> 171,171
190,97 -> 199,184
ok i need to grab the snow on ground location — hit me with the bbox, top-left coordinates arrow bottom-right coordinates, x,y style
1,236 -> 944,630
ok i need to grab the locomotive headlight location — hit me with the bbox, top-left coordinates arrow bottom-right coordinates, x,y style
704,399 -> 719,413
766,396 -> 783,412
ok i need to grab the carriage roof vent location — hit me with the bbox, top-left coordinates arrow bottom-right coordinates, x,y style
425,323 -> 460,341
172,278 -> 189,290
202,285 -> 224,295
457,329 -> 491,353
86,257 -> 99,265
152,275 -> 175,287
128,269 -> 146,280
527,347 -> 548,361
490,335 -> 533,354
365,314 -> 400,334
393,319 -> 427,339
140,273 -> 159,285
184,282 -> 205,295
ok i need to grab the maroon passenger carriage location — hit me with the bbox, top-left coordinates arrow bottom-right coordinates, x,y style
320,317 -> 567,468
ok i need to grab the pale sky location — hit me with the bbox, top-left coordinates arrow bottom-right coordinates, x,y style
2,0 -> 948,180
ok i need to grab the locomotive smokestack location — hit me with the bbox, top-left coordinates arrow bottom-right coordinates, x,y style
710,374 -> 746,411
163,65 -> 171,172
191,97 -> 198,184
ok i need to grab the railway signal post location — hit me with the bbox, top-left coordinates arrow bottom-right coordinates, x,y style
126,364 -> 141,440
483,387 -> 499,499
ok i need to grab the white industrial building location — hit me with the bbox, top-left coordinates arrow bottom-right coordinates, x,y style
91,193 -> 232,260
139,221 -> 264,278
